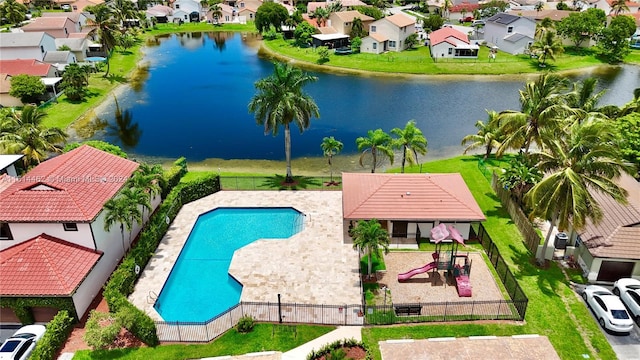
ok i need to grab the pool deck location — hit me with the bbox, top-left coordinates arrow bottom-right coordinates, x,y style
129,191 -> 362,321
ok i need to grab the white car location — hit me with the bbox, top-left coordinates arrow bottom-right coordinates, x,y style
582,285 -> 634,333
613,278 -> 640,322
0,325 -> 46,360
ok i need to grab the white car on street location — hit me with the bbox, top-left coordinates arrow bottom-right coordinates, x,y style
583,285 -> 634,333
613,278 -> 640,323
0,325 -> 46,360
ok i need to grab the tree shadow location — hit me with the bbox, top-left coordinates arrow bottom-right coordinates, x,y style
508,243 -> 564,298
105,74 -> 128,84
259,175 -> 321,190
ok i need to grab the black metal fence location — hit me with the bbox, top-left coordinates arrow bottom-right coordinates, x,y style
474,223 -> 529,320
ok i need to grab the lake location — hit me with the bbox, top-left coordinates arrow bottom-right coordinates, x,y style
80,32 -> 639,163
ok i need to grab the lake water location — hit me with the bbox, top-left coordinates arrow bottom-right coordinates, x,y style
82,32 -> 639,162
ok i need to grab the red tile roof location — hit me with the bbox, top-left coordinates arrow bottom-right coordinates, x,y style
580,174 -> 640,259
0,59 -> 53,77
342,173 -> 486,221
0,234 -> 102,296
0,145 -> 138,222
450,3 -> 480,12
429,27 -> 470,46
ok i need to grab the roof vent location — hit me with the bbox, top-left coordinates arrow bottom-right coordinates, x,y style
406,192 -> 411,196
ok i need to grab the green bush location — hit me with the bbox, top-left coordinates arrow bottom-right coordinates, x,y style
306,338 -> 372,360
236,315 -> 255,333
30,310 -> 74,360
83,310 -> 121,350
178,172 -> 220,203
162,157 -> 188,198
117,302 -> 160,346
63,141 -> 128,158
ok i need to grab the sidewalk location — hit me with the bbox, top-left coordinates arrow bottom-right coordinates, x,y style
281,326 -> 362,360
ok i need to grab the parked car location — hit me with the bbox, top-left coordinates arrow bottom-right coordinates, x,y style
583,285 -> 634,333
0,325 -> 46,360
459,16 -> 474,23
61,4 -> 70,10
613,278 -> 640,322
472,20 -> 485,27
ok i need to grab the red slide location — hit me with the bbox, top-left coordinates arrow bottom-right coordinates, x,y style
397,262 -> 437,281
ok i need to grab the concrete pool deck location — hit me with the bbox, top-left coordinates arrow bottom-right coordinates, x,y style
129,191 -> 362,321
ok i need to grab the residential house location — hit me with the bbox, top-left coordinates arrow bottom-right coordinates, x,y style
0,59 -> 59,78
237,1 -> 260,22
0,156 -> 23,178
41,11 -> 91,28
206,3 -> 235,23
361,13 -> 416,54
588,0 -> 639,14
70,0 -> 105,13
327,10 -> 373,36
429,27 -> 479,59
449,2 -> 481,22
0,74 -> 22,108
146,4 -> 174,23
55,38 -> 91,61
0,32 -> 57,62
483,12 -> 536,54
173,0 -> 204,22
0,145 -> 161,323
342,173 -> 486,248
563,174 -> 640,283
22,16 -> 80,39
43,51 -> 77,67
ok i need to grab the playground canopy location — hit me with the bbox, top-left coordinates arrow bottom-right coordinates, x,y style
430,223 -> 465,245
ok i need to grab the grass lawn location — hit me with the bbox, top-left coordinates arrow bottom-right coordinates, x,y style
362,156 -> 616,360
262,38 -> 615,76
72,324 -> 335,360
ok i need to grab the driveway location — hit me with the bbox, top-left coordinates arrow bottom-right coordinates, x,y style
576,285 -> 640,359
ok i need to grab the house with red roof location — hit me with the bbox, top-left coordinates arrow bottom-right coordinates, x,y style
0,145 -> 161,323
429,27 -> 479,59
0,59 -> 59,78
342,173 -> 486,248
22,16 -> 80,39
361,13 -> 416,54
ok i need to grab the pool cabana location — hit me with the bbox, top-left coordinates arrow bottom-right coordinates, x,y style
311,34 -> 350,49
342,173 -> 486,248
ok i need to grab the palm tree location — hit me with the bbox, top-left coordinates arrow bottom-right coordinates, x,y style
112,0 -> 137,25
207,0 -> 223,23
526,118 -> 635,264
350,17 -> 366,39
120,186 -> 149,244
441,0 -> 452,19
461,110 -> 502,159
313,7 -> 329,27
499,156 -> 542,206
356,129 -> 394,173
496,73 -> 573,157
321,136 -> 343,184
103,195 -> 136,254
87,4 -> 119,77
535,17 -> 554,40
610,0 -> 629,15
391,120 -> 427,173
248,62 -> 320,183
530,30 -> 564,67
128,163 -> 163,220
565,77 -> 609,125
0,105 -> 67,167
351,219 -> 390,277
534,1 -> 544,13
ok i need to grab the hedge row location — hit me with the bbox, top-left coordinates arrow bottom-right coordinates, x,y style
162,157 -> 188,198
30,311 -> 75,360
103,164 -> 220,347
0,297 -> 76,325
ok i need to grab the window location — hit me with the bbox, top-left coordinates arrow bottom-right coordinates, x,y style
0,223 -> 12,240
40,45 -> 45,53
389,40 -> 396,48
63,223 -> 78,231
373,43 -> 377,49
371,25 -> 376,32
250,13 -> 253,19
507,26 -> 513,33
448,48 -> 452,54
176,4 -> 179,8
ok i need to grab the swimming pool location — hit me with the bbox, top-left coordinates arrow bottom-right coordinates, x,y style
154,207 -> 304,322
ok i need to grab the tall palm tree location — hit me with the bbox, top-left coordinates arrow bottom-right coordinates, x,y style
87,5 -> 119,77
461,110 -> 502,159
496,73 -> 573,157
441,0 -> 452,18
321,136 -> 343,183
391,120 -> 427,173
112,0 -> 137,25
128,163 -> 163,220
351,219 -> 390,277
313,7 -> 329,27
356,129 -> 394,173
120,186 -> 149,245
248,62 -> 320,183
530,30 -> 564,67
610,0 -> 629,15
535,17 -> 554,40
0,105 -> 67,167
103,195 -> 136,254
566,77 -> 609,125
526,118 -> 635,264
350,17 -> 366,39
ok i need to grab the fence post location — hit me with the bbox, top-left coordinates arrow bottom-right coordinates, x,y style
176,321 -> 181,342
278,294 -> 282,323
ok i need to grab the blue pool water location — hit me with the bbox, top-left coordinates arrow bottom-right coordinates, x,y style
155,207 -> 304,322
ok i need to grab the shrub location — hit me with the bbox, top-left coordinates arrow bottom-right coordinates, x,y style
306,338 -> 372,360
178,172 -> 220,203
63,141 -> 128,158
317,46 -> 330,64
83,310 -> 121,350
162,157 -> 188,198
236,315 -> 255,333
30,310 -> 74,360
117,302 -> 159,346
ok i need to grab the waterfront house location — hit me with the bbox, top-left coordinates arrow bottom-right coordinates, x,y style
429,27 -> 479,60
361,13 -> 416,54
22,16 -> 80,39
0,32 -> 57,62
483,12 -> 536,55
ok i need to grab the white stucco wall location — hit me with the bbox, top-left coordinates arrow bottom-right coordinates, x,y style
0,222 -> 94,251
368,18 -> 414,52
360,37 -> 384,54
71,254 -> 111,319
